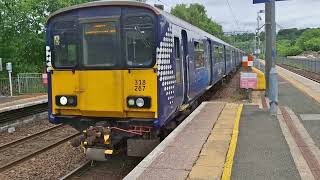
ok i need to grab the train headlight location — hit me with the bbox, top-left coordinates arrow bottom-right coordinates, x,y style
60,96 -> 68,105
136,98 -> 144,107
56,95 -> 77,106
128,98 -> 135,106
127,97 -> 151,108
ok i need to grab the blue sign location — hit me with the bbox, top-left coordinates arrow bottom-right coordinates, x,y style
254,0 -> 285,3
253,0 -> 271,3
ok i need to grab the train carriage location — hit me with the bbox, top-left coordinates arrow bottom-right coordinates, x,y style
46,1 -> 243,159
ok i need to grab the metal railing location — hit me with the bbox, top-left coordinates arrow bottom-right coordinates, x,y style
276,57 -> 320,74
0,73 -> 47,96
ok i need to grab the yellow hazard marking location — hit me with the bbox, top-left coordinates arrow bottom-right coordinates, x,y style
104,134 -> 110,145
105,149 -> 113,155
221,104 -> 243,180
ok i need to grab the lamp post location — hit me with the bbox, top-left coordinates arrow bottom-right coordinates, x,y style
256,10 -> 264,55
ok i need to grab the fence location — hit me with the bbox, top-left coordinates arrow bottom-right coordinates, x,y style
276,57 -> 320,74
0,73 -> 47,96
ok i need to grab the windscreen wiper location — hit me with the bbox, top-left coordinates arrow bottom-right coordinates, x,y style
134,26 -> 152,48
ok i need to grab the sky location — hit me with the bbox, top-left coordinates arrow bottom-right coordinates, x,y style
147,0 -> 320,33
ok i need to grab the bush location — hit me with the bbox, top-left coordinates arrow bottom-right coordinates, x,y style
286,46 -> 304,56
296,28 -> 320,51
304,38 -> 320,52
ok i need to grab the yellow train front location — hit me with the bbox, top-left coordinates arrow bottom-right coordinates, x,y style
46,1 -> 243,160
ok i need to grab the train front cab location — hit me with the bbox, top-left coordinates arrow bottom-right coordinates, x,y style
46,3 -> 163,158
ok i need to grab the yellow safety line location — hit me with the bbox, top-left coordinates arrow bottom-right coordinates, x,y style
221,104 -> 244,180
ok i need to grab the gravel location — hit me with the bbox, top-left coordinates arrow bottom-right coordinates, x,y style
210,71 -> 246,103
0,119 -> 55,146
1,138 -> 87,180
69,156 -> 142,180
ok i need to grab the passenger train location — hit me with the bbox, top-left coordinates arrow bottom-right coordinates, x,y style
45,1 -> 245,159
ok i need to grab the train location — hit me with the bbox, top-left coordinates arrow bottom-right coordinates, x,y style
45,1 -> 245,160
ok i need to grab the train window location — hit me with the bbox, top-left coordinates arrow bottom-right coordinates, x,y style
53,31 -> 78,67
174,37 -> 181,83
82,21 -> 119,67
124,15 -> 155,67
226,48 -> 231,62
194,41 -> 204,68
213,45 -> 223,63
221,46 -> 225,62
174,37 -> 180,59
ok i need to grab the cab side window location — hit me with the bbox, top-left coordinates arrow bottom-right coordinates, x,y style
174,37 -> 182,83
194,41 -> 204,68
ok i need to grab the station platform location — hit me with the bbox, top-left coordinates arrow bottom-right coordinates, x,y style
0,95 -> 48,113
125,64 -> 320,180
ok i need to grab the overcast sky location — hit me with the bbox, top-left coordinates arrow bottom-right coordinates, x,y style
147,0 -> 320,33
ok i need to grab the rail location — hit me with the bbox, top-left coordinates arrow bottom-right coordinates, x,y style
0,125 -> 80,172
59,160 -> 92,180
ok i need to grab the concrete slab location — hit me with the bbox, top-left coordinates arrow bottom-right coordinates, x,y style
190,103 -> 240,180
188,166 -> 222,180
138,168 -> 189,180
300,114 -> 320,121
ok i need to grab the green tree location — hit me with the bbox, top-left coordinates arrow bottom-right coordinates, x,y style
296,28 -> 320,51
0,0 -> 94,77
304,38 -> 320,51
277,28 -> 306,42
171,3 -> 224,39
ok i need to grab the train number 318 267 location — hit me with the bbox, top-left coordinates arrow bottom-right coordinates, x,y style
134,80 -> 146,91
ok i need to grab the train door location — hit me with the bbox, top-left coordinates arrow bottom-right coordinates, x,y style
174,36 -> 183,107
181,30 -> 189,103
206,39 -> 213,85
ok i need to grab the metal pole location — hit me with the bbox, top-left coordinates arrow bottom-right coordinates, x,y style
255,12 -> 259,55
18,75 -> 21,94
265,2 -> 271,97
266,0 -> 278,115
8,71 -> 13,97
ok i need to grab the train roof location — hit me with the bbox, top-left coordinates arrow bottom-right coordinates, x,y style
47,0 -> 161,20
48,0 -> 243,52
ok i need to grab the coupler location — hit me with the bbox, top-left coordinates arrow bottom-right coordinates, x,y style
70,126 -> 114,161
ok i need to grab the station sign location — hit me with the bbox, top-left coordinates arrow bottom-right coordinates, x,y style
242,55 -> 254,67
253,0 -> 285,4
240,72 -> 258,89
6,62 -> 12,72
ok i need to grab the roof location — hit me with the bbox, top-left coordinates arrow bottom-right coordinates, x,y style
48,0 -> 160,21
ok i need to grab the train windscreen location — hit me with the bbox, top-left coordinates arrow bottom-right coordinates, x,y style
50,11 -> 155,69
124,15 -> 155,67
82,21 -> 120,67
52,21 -> 78,68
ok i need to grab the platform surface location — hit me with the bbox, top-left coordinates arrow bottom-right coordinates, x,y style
232,105 -> 300,180
0,94 -> 47,113
125,102 -> 241,180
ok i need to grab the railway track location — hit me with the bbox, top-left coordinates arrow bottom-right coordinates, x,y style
278,64 -> 320,83
0,124 -> 80,172
0,103 -> 48,124
59,155 -> 142,180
